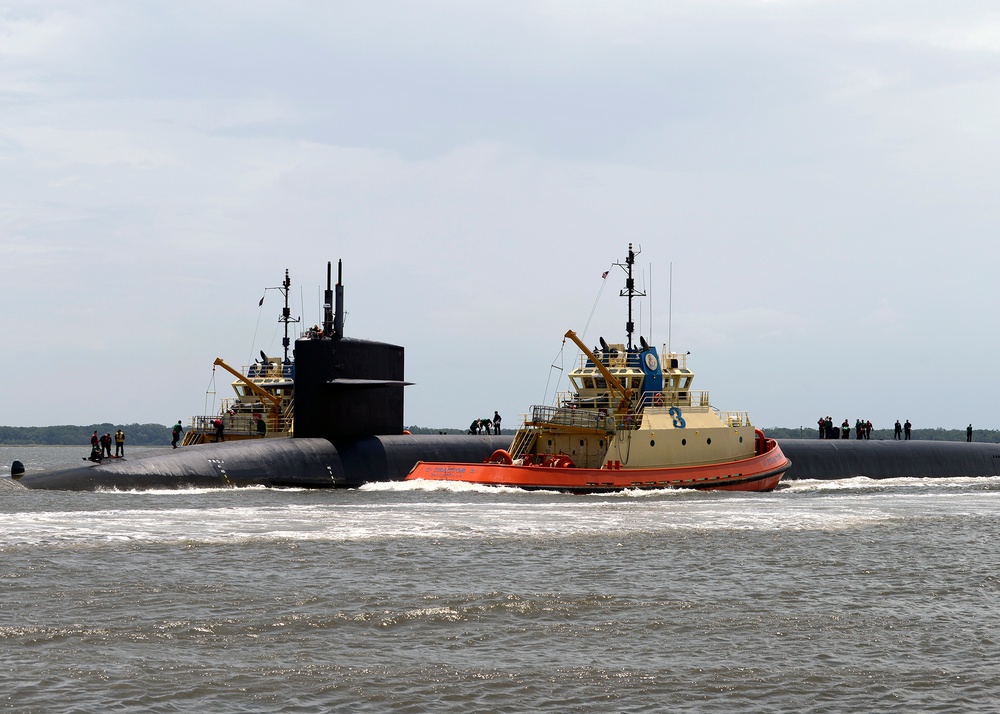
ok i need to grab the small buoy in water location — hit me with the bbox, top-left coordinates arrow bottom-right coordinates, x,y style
11,460 -> 25,479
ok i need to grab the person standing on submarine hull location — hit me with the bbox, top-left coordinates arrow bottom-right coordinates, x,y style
904,419 -> 912,440
171,420 -> 184,448
894,420 -> 902,440
967,424 -> 973,442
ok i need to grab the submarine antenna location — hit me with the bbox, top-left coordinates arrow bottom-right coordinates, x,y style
334,259 -> 344,339
322,262 -> 334,338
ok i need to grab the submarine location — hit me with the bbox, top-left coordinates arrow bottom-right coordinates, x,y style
11,260 -> 509,491
10,259 -> 1000,490
778,439 -> 1000,481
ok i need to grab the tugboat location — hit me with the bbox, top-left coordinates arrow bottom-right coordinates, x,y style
405,244 -> 790,493
182,270 -> 298,445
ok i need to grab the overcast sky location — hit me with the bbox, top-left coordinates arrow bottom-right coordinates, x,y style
3,1 -> 999,432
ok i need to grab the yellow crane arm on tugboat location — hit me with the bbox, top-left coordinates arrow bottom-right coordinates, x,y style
212,358 -> 282,417
563,330 -> 633,415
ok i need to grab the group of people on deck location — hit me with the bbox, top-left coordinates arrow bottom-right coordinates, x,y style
469,411 -> 502,435
816,416 -> 881,440
90,429 -> 126,460
817,417 -> 916,440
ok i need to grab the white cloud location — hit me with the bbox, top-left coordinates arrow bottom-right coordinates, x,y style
6,126 -> 174,166
0,11 -> 74,60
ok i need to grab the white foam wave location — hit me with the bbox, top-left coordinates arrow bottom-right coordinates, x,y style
4,475 -> 1000,548
361,479 -> 515,495
781,475 -> 1000,492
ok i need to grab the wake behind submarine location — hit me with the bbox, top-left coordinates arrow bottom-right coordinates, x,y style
12,260 -> 509,491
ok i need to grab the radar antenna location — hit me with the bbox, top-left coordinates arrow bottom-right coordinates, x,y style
278,269 -> 300,363
613,243 -> 645,351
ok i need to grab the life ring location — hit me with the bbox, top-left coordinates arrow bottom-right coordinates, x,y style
487,449 -> 513,465
653,392 -> 664,407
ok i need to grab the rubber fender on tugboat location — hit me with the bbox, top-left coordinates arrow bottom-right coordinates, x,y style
754,428 -> 766,456
487,449 -> 513,464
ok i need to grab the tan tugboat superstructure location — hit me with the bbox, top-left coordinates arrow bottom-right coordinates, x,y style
406,244 -> 790,492
182,271 -> 298,445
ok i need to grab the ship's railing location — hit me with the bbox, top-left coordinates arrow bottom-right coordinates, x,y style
721,411 -> 752,427
661,352 -> 689,370
557,389 -> 711,411
573,349 -> 690,371
528,405 -> 614,431
552,389 -> 712,417
244,362 -> 294,379
188,411 -> 292,437
636,390 -> 710,408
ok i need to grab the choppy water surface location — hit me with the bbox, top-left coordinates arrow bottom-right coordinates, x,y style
2,446 -> 999,712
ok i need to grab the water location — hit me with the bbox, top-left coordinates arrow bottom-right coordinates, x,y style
2,446 -> 1000,712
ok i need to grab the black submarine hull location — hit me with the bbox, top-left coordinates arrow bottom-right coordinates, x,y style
18,435 -> 1000,491
777,439 -> 1000,480
16,438 -> 999,492
13,435 -> 511,491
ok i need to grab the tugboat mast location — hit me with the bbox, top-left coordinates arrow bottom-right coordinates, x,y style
278,269 -> 300,363
615,243 -> 645,351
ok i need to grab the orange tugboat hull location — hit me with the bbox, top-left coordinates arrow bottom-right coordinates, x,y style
405,440 -> 790,494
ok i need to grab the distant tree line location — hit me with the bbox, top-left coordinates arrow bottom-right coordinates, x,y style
764,426 -> 1000,443
0,423 -> 172,446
